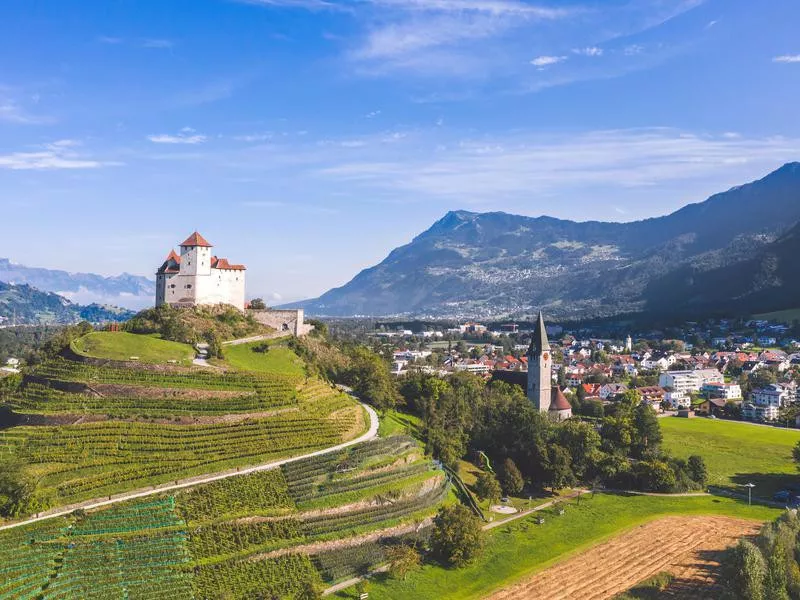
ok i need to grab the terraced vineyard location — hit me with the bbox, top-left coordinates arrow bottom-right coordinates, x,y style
0,436 -> 448,599
0,334 -> 365,507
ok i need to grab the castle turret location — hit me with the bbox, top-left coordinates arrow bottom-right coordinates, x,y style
179,231 -> 213,277
527,311 -> 552,413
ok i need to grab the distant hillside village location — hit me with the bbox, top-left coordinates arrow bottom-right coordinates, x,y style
369,316 -> 800,427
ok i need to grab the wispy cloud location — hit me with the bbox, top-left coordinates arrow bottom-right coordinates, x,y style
773,54 -> 800,64
0,140 -> 118,170
573,46 -> 603,57
238,0 -> 706,87
141,38 -> 175,49
314,128 -> 800,204
97,35 -> 123,44
531,55 -> 567,68
0,90 -> 52,125
147,127 -> 207,144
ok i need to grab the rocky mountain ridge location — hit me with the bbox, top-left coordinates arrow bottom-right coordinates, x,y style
287,162 -> 800,320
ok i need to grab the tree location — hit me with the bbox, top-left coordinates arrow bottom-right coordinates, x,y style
475,471 -> 502,502
687,455 -> 708,486
721,539 -> 766,600
555,420 -> 601,479
348,346 -> 401,411
249,298 -> 267,310
633,460 -> 676,493
385,544 -> 422,580
430,504 -> 485,567
499,458 -> 524,496
544,445 -> 575,491
632,403 -> 662,458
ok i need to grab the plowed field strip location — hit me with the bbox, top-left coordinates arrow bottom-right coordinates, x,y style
485,516 -> 760,600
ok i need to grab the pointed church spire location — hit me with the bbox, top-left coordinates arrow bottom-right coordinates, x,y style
528,311 -> 551,355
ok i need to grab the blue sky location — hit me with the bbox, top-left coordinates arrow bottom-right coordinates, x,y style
1,0 -> 799,306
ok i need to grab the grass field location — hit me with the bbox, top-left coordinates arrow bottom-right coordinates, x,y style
661,417 -> 800,498
378,409 -> 423,439
71,331 -> 195,364
222,341 -> 306,377
336,493 -> 780,600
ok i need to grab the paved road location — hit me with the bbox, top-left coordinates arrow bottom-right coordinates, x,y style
0,403 -> 379,532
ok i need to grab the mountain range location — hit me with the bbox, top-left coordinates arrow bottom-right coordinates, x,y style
288,162 -> 800,320
0,281 -> 134,326
0,258 -> 153,311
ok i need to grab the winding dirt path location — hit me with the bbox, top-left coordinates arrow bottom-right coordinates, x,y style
0,403 -> 379,532
485,515 -> 761,600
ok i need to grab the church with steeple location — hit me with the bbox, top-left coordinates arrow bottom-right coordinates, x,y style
527,312 -> 572,421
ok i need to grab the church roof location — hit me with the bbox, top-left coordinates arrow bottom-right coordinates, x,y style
180,231 -> 213,248
550,387 -> 572,411
528,311 -> 551,356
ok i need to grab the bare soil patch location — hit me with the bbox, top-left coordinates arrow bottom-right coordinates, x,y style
486,515 -> 760,600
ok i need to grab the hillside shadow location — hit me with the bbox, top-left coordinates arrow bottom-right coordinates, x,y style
729,472 -> 800,499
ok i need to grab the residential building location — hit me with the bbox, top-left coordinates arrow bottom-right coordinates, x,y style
701,382 -> 743,401
751,384 -> 792,408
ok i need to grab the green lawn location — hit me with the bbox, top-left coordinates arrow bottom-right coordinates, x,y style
337,493 -> 780,600
71,332 -> 195,365
378,409 -> 424,439
222,341 -> 305,377
661,417 -> 800,498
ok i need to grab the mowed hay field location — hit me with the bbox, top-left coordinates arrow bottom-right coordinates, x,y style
661,417 -> 800,498
486,516 -> 760,600
71,331 -> 195,365
336,493 -> 780,600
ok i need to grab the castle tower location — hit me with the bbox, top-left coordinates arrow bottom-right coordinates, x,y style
179,231 -> 213,277
625,335 -> 633,353
527,311 -> 552,413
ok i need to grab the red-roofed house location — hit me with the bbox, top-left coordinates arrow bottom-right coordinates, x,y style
156,232 -> 247,310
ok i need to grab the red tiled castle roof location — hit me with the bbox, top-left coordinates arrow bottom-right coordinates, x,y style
211,256 -> 246,271
180,231 -> 213,247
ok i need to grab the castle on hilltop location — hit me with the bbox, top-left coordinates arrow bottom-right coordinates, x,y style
156,232 -> 246,311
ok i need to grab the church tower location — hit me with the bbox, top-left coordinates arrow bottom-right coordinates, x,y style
527,311 -> 552,413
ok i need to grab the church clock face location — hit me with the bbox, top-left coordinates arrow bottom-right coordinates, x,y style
542,352 -> 549,362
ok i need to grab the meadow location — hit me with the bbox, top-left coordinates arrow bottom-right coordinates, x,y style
337,493 -> 780,600
71,331 -> 195,364
221,339 -> 306,377
660,416 -> 800,497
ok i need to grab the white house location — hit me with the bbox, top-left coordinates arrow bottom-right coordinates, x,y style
743,402 -> 778,422
156,232 -> 246,311
701,382 -> 743,401
751,384 -> 792,408
658,369 -> 722,395
664,390 -> 690,409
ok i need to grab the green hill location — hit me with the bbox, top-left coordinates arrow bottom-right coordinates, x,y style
71,331 -> 196,365
0,328 -> 450,598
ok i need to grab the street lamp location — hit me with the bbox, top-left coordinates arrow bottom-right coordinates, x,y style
744,482 -> 755,506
